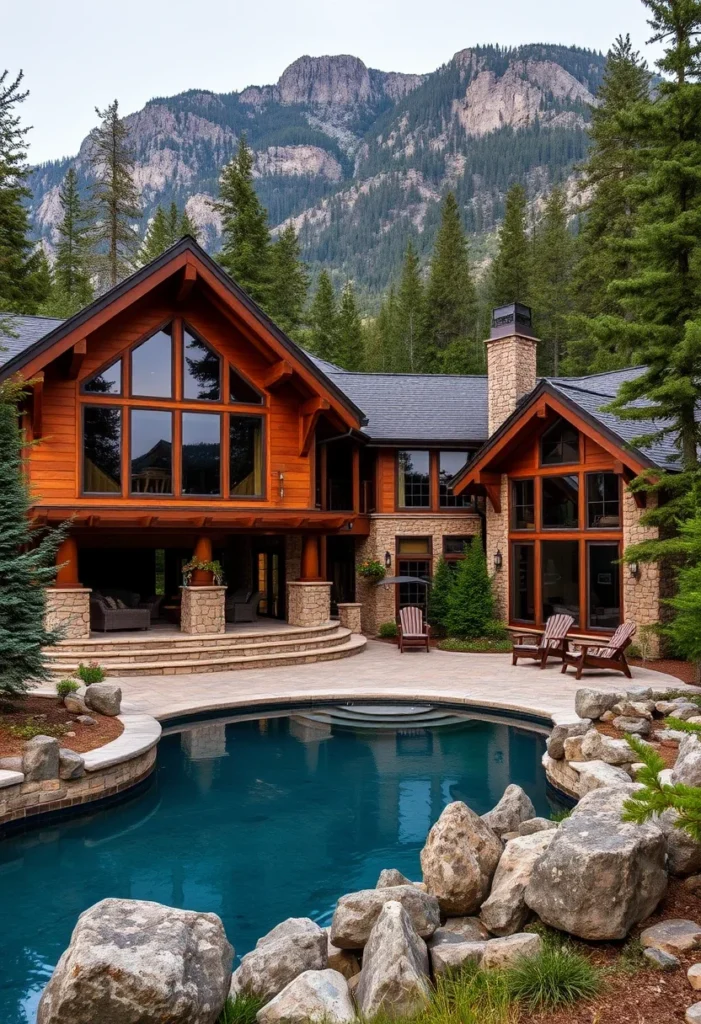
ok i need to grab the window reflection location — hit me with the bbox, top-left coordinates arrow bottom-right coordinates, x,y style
398,451 -> 430,507
131,325 -> 173,398
230,366 -> 263,405
130,410 -> 172,494
439,451 -> 470,507
184,328 -> 220,402
542,476 -> 579,529
83,406 -> 121,493
182,412 -> 221,495
542,540 -> 579,623
230,416 -> 263,496
82,359 -> 121,395
541,418 -> 579,465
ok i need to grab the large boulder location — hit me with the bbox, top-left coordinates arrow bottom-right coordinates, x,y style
481,785 -> 536,837
658,810 -> 701,877
524,786 -> 667,940
330,886 -> 439,949
481,933 -> 542,969
430,941 -> 487,976
22,735 -> 59,781
569,760 -> 634,795
480,832 -> 555,936
355,901 -> 430,1019
546,720 -> 592,760
431,917 -> 490,943
256,970 -> 355,1024
37,898 -> 232,1024
84,682 -> 122,717
575,688 -> 621,720
612,717 -> 651,737
420,801 -> 502,915
580,729 -> 634,766
673,733 -> 701,787
640,920 -> 701,955
58,748 -> 85,780
232,920 -> 326,1002
63,692 -> 88,714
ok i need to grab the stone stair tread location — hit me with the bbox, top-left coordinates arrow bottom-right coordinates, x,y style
50,621 -> 340,650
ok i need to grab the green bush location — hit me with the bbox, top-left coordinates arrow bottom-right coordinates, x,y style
428,556 -> 454,632
445,538 -> 494,639
504,945 -> 601,1010
77,661 -> 105,684
418,962 -> 513,1024
438,636 -> 512,653
56,678 -> 79,699
9,721 -> 67,740
217,995 -> 264,1024
378,621 -> 398,639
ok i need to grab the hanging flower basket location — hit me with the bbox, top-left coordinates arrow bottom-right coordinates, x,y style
182,559 -> 225,588
357,559 -> 386,584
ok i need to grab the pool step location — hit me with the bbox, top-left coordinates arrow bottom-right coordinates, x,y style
297,705 -> 471,730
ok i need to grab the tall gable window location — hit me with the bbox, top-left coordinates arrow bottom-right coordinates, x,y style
540,418 -> 579,466
230,366 -> 263,405
183,327 -> 220,401
82,358 -> 121,395
83,406 -> 121,493
131,324 -> 173,398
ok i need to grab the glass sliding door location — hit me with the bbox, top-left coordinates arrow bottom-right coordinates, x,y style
588,543 -> 621,630
541,540 -> 579,623
511,543 -> 535,622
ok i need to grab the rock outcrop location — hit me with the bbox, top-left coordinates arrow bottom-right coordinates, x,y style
420,801 -> 502,914
232,920 -> 326,1002
355,901 -> 430,1019
330,886 -> 439,949
480,831 -> 555,936
256,970 -> 355,1024
22,735 -> 59,781
481,784 -> 536,837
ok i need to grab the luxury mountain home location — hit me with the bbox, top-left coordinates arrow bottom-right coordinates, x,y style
0,239 -> 666,651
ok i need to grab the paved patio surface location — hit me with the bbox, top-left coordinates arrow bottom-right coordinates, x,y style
114,640 -> 679,726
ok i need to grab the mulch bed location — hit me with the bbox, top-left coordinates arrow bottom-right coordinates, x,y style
630,658 -> 698,685
0,695 -> 123,757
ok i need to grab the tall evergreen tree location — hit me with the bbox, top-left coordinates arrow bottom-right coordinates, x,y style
308,271 -> 338,361
176,203 -> 199,240
531,186 -> 574,375
335,282 -> 364,370
269,224 -> 309,337
368,287 -> 400,371
138,205 -> 171,265
89,100 -> 141,289
395,241 -> 426,372
215,135 -> 271,307
424,192 -> 478,372
445,539 -> 494,639
489,183 -> 531,308
0,70 -> 49,314
46,168 -> 93,314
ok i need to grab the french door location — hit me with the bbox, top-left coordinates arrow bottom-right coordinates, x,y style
253,540 -> 284,619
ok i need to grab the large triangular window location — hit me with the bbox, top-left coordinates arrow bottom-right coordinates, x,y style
131,324 -> 173,398
81,357 -> 122,395
230,366 -> 263,405
183,326 -> 221,401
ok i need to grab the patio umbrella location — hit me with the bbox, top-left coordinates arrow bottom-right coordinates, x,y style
380,575 -> 431,586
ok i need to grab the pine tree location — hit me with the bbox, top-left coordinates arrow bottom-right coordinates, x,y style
0,382 -> 67,696
47,168 -> 93,313
335,282 -> 364,370
489,183 -> 531,308
428,556 -> 454,633
531,186 -> 574,375
623,729 -> 701,841
269,224 -> 309,337
445,539 -> 494,639
215,135 -> 272,306
178,205 -> 198,240
424,192 -> 478,372
89,100 -> 141,289
0,70 -> 49,314
395,242 -> 426,372
663,508 -> 701,680
365,288 -> 400,371
308,271 -> 338,360
138,205 -> 171,265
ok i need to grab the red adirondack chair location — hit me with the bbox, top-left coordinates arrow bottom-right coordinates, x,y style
511,613 -> 574,669
561,621 -> 636,680
398,606 -> 430,653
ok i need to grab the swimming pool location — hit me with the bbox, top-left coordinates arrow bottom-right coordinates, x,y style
0,704 -> 556,1023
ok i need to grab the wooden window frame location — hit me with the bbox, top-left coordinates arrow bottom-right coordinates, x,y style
181,409 -> 223,498
129,407 -> 175,498
395,535 -> 433,617
586,540 -> 622,632
80,355 -> 123,396
540,474 -> 581,531
442,536 -> 473,562
129,319 -> 176,401
510,540 -> 536,624
539,417 -> 581,468
397,450 -> 431,509
229,412 -> 266,501
81,403 -> 124,497
181,321 -> 223,405
510,478 -> 535,531
585,471 -> 622,531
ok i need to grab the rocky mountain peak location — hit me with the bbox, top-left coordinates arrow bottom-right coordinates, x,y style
277,54 -> 373,106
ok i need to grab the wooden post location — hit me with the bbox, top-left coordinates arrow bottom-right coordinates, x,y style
352,447 -> 360,513
191,535 -> 214,586
54,536 -> 81,588
300,534 -> 321,581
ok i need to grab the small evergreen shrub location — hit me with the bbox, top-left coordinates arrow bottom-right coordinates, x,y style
428,556 -> 454,632
378,621 -> 398,639
56,678 -> 79,699
217,995 -> 264,1024
445,539 -> 494,639
504,944 -> 601,1009
77,661 -> 105,684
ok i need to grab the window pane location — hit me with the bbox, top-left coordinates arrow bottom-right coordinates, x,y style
512,543 -> 535,621
439,451 -> 470,507
182,412 -> 221,495
443,536 -> 471,556
541,418 -> 579,465
397,537 -> 431,555
542,475 -> 579,529
183,328 -> 221,401
398,450 -> 430,507
82,359 -> 121,395
587,472 -> 620,528
511,479 -> 535,530
131,325 -> 173,398
398,559 -> 431,614
130,410 -> 172,494
542,540 -> 579,623
588,544 -> 621,629
83,406 -> 121,493
230,366 -> 263,404
230,416 -> 263,496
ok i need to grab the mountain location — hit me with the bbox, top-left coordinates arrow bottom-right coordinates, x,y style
29,44 -> 606,297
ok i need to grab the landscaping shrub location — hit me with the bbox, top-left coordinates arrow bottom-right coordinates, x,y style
419,962 -> 514,1024
9,721 -> 67,740
504,944 -> 601,1010
77,661 -> 105,684
217,995 -> 264,1024
56,678 -> 79,699
428,556 -> 454,632
445,539 -> 494,639
378,620 -> 398,639
438,636 -> 511,654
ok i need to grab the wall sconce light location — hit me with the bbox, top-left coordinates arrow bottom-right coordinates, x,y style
278,472 -> 284,500
384,551 -> 392,569
494,549 -> 503,571
629,561 -> 640,579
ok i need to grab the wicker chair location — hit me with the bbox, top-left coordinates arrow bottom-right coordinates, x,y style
228,591 -> 263,623
511,613 -> 574,669
398,606 -> 430,653
561,621 -> 636,680
90,597 -> 151,633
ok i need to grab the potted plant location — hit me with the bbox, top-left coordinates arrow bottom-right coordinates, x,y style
182,559 -> 225,588
357,559 -> 386,584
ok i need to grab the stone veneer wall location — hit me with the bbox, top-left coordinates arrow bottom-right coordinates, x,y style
486,476 -> 509,621
337,603 -> 362,634
286,582 -> 332,627
485,334 -> 538,434
285,534 -> 303,586
622,490 -> 661,657
44,588 -> 92,640
0,746 -> 157,828
180,586 -> 226,635
355,514 -> 482,635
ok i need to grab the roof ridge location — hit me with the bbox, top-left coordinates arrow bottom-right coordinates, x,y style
549,380 -> 617,401
551,364 -> 647,382
0,312 -> 65,323
328,370 -> 488,380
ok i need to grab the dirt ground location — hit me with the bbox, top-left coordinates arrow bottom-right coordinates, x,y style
0,695 -> 123,757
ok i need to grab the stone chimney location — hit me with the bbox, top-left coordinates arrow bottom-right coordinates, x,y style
485,302 -> 538,435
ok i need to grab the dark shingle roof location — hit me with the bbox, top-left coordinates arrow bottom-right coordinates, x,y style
0,314 -> 65,364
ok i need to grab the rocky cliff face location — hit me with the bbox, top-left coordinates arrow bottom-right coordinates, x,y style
29,44 -> 606,293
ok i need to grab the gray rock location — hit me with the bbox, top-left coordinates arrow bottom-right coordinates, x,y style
37,898 -> 232,1024
355,901 -> 430,1019
58,748 -> 85,780
0,756 -> 23,772
563,734 -> 588,761
63,693 -> 88,714
327,936 -> 360,981
420,801 -> 502,915
76,714 -> 96,726
640,919 -> 701,955
376,869 -> 412,888
600,710 -> 616,722
643,948 -> 680,970
657,701 -> 679,716
569,760 -> 634,794
481,933 -> 543,970
613,700 -> 655,719
256,918 -> 323,948
330,885 -> 439,949
658,729 -> 687,742
430,941 -> 487,976
524,786 -> 667,940
673,705 -> 701,721
481,784 -> 536,837
658,810 -> 701,877
626,686 -> 653,700
689,964 -> 701,990
575,688 -> 621,720
685,875 -> 701,896
687,1001 -> 701,1024
438,916 -> 490,942
84,683 -> 122,717
518,818 -> 558,836
232,922 -> 326,1003
256,970 -> 355,1024
612,716 -> 651,736
546,720 -> 592,760
480,832 -> 555,936
673,733 -> 701,787
22,735 -> 59,781
580,729 -> 634,766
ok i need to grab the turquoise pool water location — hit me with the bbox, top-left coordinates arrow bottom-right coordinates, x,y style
0,706 -> 554,1023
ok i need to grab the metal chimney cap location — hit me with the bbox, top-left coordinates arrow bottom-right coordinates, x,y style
490,302 -> 536,339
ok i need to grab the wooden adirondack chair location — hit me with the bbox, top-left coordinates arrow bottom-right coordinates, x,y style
511,613 -> 574,669
398,606 -> 430,653
561,621 -> 636,680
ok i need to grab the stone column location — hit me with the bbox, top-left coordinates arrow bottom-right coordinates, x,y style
622,490 -> 661,657
180,586 -> 226,635
286,582 -> 332,627
44,588 -> 92,639
337,602 -> 363,634
486,475 -> 509,621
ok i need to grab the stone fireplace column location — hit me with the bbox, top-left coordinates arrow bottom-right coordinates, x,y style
286,534 -> 332,627
44,536 -> 91,640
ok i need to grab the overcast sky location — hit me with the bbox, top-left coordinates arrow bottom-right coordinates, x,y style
7,0 -> 660,165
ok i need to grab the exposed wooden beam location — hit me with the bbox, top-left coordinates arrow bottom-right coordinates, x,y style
67,339 -> 87,380
299,397 -> 329,456
32,372 -> 44,438
176,263 -> 197,303
263,359 -> 294,391
479,471 -> 502,513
